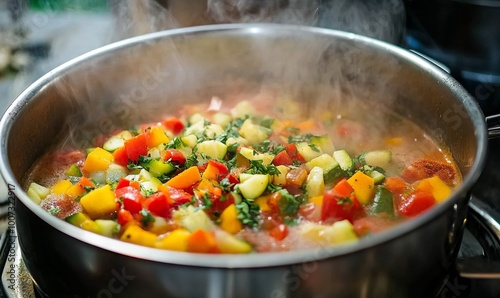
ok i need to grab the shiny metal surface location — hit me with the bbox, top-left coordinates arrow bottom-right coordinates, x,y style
0,24 -> 489,297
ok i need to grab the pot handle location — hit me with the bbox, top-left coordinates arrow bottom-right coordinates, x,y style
456,197 -> 500,278
486,114 -> 500,139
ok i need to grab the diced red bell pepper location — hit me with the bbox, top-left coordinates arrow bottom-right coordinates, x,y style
269,224 -> 289,241
162,149 -> 186,166
113,146 -> 129,167
115,186 -> 144,214
272,150 -> 293,166
285,143 -> 306,164
161,186 -> 192,206
124,134 -> 148,163
144,192 -> 171,218
209,160 -> 228,178
211,194 -> 235,214
117,209 -> 134,226
321,190 -> 362,223
162,117 -> 185,135
398,189 -> 436,217
116,177 -> 130,190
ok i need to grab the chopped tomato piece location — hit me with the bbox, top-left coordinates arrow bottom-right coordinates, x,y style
115,186 -> 144,214
269,224 -> 288,241
78,177 -> 95,188
162,149 -> 185,166
162,117 -> 185,135
144,192 -> 171,218
321,190 -> 362,223
398,190 -> 436,217
115,177 -> 130,190
124,134 -> 148,163
211,194 -> 235,214
159,185 -> 193,206
117,209 -> 134,226
285,143 -> 306,164
272,150 -> 293,166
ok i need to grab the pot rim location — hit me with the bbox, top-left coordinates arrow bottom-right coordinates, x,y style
0,23 -> 488,268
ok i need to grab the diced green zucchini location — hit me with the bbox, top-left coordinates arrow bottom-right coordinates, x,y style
27,182 -> 50,205
66,212 -> 101,233
148,159 -> 175,177
370,170 -> 386,184
197,140 -> 228,160
103,130 -> 133,152
238,147 -> 274,166
369,186 -> 394,216
237,174 -> 269,200
95,219 -> 118,237
306,167 -> 325,198
65,164 -> 82,177
231,100 -> 255,118
204,123 -> 224,139
175,205 -> 215,232
212,112 -> 232,128
296,142 -> 322,162
239,119 -> 269,144
306,154 -> 344,183
272,165 -> 289,186
333,150 -> 354,172
363,150 -> 392,168
184,121 -> 205,137
189,113 -> 205,124
226,137 -> 249,151
90,171 -> 106,185
106,164 -> 127,183
310,135 -> 335,155
140,177 -> 162,195
181,134 -> 198,148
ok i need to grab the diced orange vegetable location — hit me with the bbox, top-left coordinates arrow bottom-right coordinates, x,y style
146,126 -> 170,148
196,179 -> 222,197
51,180 -> 73,195
80,185 -> 117,219
113,146 -> 129,167
296,120 -> 317,132
202,162 -> 219,181
220,204 -> 243,234
166,166 -> 201,189
415,176 -> 452,203
120,225 -> 157,247
385,177 -> 407,194
130,181 -> 140,190
347,171 -> 375,205
83,147 -> 114,173
156,229 -> 191,251
286,167 -> 308,186
65,184 -> 85,198
186,229 -> 217,253
333,179 -> 354,198
78,177 -> 95,188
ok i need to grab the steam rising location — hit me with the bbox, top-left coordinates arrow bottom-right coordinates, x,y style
52,0 -> 406,151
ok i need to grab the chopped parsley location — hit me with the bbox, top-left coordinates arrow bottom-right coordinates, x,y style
48,206 -> 60,215
139,209 -> 155,226
236,199 -> 260,228
245,160 -> 281,175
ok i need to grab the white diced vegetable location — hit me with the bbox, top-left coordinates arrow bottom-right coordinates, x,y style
238,174 -> 269,200
197,140 -> 227,160
306,166 -> 324,198
296,142 -> 322,162
103,130 -> 133,152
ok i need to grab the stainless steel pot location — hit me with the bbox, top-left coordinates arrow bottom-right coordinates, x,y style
0,24 -> 492,297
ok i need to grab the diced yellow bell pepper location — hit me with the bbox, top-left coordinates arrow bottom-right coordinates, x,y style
120,225 -> 157,247
255,196 -> 271,212
83,147 -> 114,173
201,163 -> 219,180
416,175 -> 452,203
51,180 -> 73,195
80,185 -> 117,219
385,137 -> 403,146
220,204 -> 243,235
156,229 -> 191,251
347,171 -> 375,205
147,126 -> 170,148
309,195 -> 323,206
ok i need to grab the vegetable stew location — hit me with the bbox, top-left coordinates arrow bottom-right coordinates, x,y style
26,95 -> 460,253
